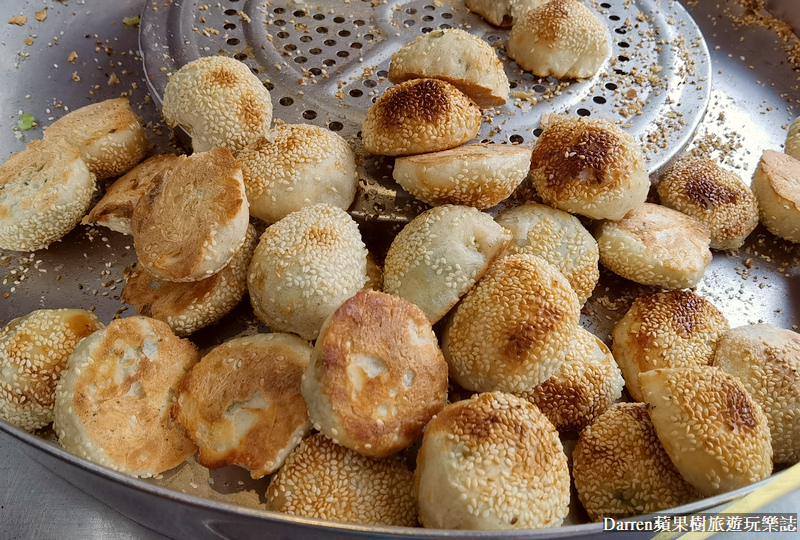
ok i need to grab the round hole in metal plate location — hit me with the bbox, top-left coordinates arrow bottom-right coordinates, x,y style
303,110 -> 317,120
422,27 -> 432,33
316,26 -> 328,34
294,56 -> 307,64
234,53 -> 247,61
313,13 -> 325,20
273,7 -> 285,14
339,29 -> 351,37
618,55 -> 629,62
264,81 -> 274,91
609,15 -> 620,21
442,12 -> 453,19
310,47 -> 321,54
406,8 -> 417,14
424,4 -> 435,10
350,89 -> 363,97
355,19 -> 365,26
593,96 -> 607,104
533,84 -> 546,93
337,50 -> 349,58
364,33 -> 374,40
323,59 -> 336,66
226,38 -> 240,45
533,128 -> 543,137
404,20 -> 415,26
324,39 -> 336,46
619,42 -> 630,48
509,81 -> 517,89
300,35 -> 312,43
440,23 -> 452,29
577,108 -> 591,117
334,16 -> 345,23
279,97 -> 294,106
605,82 -> 618,90
614,69 -> 627,75
224,23 -> 236,30
329,121 -> 343,131
293,10 -> 305,17
224,9 -> 237,16
351,42 -> 362,49
377,69 -> 388,77
277,31 -> 289,38
487,34 -> 499,42
284,43 -> 297,51
509,134 -> 524,144
423,15 -> 434,22
364,79 -> 377,88
309,67 -> 322,75
274,19 -> 285,26
600,2 -> 611,7
615,27 -> 626,34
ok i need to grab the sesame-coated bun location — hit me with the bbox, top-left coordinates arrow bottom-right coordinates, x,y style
131,147 -> 249,282
383,205 -> 511,324
496,202 -> 599,304
751,150 -> 800,243
414,392 -> 570,530
267,433 -> 417,526
361,78 -> 481,156
611,290 -> 729,402
302,291 -> 448,458
507,0 -> 609,79
43,97 -> 148,180
174,333 -> 312,479
640,366 -> 773,496
657,159 -> 758,250
786,117 -> 800,160
236,124 -> 358,224
247,203 -> 368,340
0,138 -> 95,252
393,143 -> 531,209
82,154 -> 180,235
573,402 -> 703,521
596,203 -> 713,289
161,55 -> 272,153
53,316 -> 199,478
530,115 -> 648,220
518,326 -> 623,431
713,324 -> 800,464
442,253 -> 580,393
122,224 -> 258,336
388,29 -> 509,108
0,309 -> 102,432
465,0 -> 547,27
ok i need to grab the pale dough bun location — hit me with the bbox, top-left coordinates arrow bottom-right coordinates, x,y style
43,97 -> 148,180
465,0 -> 547,27
530,114 -> 648,220
392,143 -> 531,209
786,116 -> 800,160
131,147 -> 249,282
302,290 -> 448,458
0,138 -> 95,251
751,149 -> 800,243
162,55 -> 272,153
174,333 -> 312,479
0,309 -> 102,432
53,316 -> 200,478
414,392 -> 570,530
596,203 -> 713,289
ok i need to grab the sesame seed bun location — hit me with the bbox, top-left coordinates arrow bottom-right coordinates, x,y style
414,392 -> 570,530
174,333 -> 312,479
162,55 -> 272,153
786,117 -> 800,160
751,150 -> 800,244
302,290 -> 448,458
442,253 -> 580,393
43,97 -> 148,180
131,147 -> 249,282
713,324 -> 800,465
573,402 -> 703,521
361,78 -> 481,156
611,290 -> 729,402
0,138 -> 95,252
640,366 -> 773,496
465,0 -> 547,27
496,202 -> 599,304
530,115 -> 648,220
392,143 -> 532,209
247,203 -> 368,340
0,309 -> 103,432
596,203 -> 713,289
388,29 -> 509,108
122,224 -> 258,336
267,433 -> 417,526
507,0 -> 609,79
53,316 -> 199,478
657,159 -> 758,250
383,205 -> 512,324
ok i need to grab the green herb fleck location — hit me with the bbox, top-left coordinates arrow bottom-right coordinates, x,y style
17,113 -> 37,131
123,15 -> 140,29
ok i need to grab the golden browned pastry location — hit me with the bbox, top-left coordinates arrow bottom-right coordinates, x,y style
751,149 -> 800,243
465,0 -> 547,27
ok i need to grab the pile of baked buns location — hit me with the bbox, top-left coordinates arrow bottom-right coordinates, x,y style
1,0 -> 800,532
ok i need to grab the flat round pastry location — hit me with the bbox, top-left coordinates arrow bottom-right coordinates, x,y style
414,392 -> 570,530
611,290 -> 729,402
442,253 -> 580,393
174,333 -> 312,479
247,203 -> 368,340
496,202 -> 599,304
596,202 -> 713,289
82,154 -> 180,235
161,55 -> 272,153
236,123 -> 358,224
507,0 -> 609,79
786,116 -> 800,160
131,147 -> 249,282
361,78 -> 481,156
465,0 -> 547,27
529,114 -> 649,220
751,149 -> 800,243
392,143 -> 531,209
0,309 -> 103,432
267,433 -> 417,527
302,290 -> 448,458
518,326 -> 624,432
43,97 -> 148,180
382,204 -> 511,324
640,366 -> 773,496
713,324 -> 800,464
53,316 -> 200,478
0,138 -> 95,252
122,224 -> 258,336
657,159 -> 758,250
573,402 -> 703,521
388,29 -> 509,108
